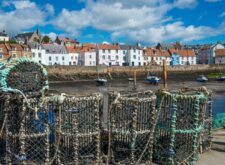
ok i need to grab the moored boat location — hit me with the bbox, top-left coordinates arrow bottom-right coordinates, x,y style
217,75 -> 225,81
146,76 -> 160,85
196,75 -> 208,82
95,78 -> 107,86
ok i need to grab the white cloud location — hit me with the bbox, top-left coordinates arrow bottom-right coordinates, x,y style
173,0 -> 198,9
219,12 -> 225,17
45,3 -> 55,15
44,32 -> 57,41
53,8 -> 91,36
111,22 -> 222,44
0,0 -> 46,35
205,0 -> 221,2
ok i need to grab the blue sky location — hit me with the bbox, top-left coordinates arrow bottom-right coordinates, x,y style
0,0 -> 225,45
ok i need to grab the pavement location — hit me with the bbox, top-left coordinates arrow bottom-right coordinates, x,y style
197,129 -> 225,165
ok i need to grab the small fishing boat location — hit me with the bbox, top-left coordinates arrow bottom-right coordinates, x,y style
196,75 -> 208,82
128,78 -> 134,81
146,76 -> 160,85
217,75 -> 225,81
95,78 -> 107,86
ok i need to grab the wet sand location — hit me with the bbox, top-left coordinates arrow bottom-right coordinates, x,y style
49,80 -> 225,96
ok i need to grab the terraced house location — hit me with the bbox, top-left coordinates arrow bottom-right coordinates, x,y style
215,49 -> 225,64
143,48 -> 171,66
169,49 -> 196,65
97,44 -> 123,66
0,43 -> 32,61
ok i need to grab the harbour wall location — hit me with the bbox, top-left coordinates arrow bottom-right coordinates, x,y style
47,64 -> 225,81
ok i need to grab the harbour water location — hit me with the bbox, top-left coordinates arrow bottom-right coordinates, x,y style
50,80 -> 225,116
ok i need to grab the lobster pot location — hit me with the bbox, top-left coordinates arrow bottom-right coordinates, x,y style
199,92 -> 212,153
56,94 -> 102,165
0,95 -> 6,164
0,57 -> 48,95
109,92 -> 157,165
4,96 -> 50,165
154,92 -> 207,165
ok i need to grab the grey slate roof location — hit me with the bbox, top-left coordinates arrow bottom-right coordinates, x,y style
119,44 -> 142,50
42,44 -> 67,54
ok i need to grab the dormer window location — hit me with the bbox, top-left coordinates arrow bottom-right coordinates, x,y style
0,48 -> 2,52
12,47 -> 16,51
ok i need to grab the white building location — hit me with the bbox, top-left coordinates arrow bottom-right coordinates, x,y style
0,30 -> 9,42
31,43 -> 70,66
30,42 -> 46,64
78,45 -> 96,66
66,46 -> 79,65
120,45 -> 143,66
97,44 -> 123,66
42,44 -> 69,65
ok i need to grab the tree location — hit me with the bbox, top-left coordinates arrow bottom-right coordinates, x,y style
42,36 -> 51,43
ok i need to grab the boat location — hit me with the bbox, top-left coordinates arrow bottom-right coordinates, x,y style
217,75 -> 225,81
95,78 -> 107,86
146,76 -> 160,85
196,75 -> 208,82
128,78 -> 134,81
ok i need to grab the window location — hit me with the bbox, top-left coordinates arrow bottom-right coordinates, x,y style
12,47 -> 16,51
13,54 -> 16,58
71,56 -> 73,60
134,49 -> 136,53
38,53 -> 41,58
103,55 -> 105,59
133,55 -> 136,59
62,56 -> 65,61
123,50 -> 126,54
108,49 -> 111,53
75,56 -> 77,60
56,56 -> 58,61
49,56 -> 52,61
123,56 -> 126,61
0,48 -> 2,52
108,55 -> 111,60
49,62 -> 52,65
116,50 -> 118,53
90,61 -> 92,65
89,55 -> 92,59
138,57 -> 140,60
103,49 -> 105,53
32,53 -> 35,58
116,55 -> 119,60
138,50 -> 140,55
0,53 -> 2,59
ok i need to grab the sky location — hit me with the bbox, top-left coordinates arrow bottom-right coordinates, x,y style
0,0 -> 225,45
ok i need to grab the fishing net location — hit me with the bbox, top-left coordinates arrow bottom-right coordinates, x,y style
153,90 -> 208,165
2,93 -> 102,165
0,58 -> 48,94
108,90 -> 157,165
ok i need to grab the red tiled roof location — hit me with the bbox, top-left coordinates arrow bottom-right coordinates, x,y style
98,44 -> 120,50
66,46 -> 80,53
168,48 -> 195,57
215,49 -> 225,57
145,48 -> 170,57
83,43 -> 96,49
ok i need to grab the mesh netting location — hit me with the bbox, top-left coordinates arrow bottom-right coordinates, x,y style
153,91 -> 208,165
0,58 -> 48,94
1,93 -> 102,165
108,91 -> 157,165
